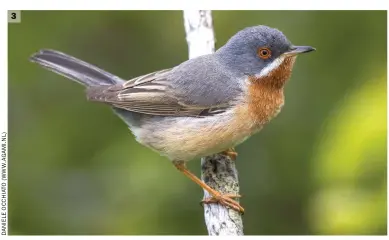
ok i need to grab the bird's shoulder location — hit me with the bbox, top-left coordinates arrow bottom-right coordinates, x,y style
163,54 -> 245,107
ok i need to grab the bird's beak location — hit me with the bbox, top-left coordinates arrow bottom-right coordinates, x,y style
283,46 -> 316,56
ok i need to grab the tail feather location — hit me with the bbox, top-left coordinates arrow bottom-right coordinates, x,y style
30,49 -> 124,87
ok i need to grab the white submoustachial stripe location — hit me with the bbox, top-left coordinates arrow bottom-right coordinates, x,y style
256,55 -> 286,78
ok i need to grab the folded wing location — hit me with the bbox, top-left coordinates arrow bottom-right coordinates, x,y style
86,68 -> 229,117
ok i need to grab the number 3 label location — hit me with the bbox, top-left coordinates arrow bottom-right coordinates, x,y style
8,10 -> 21,23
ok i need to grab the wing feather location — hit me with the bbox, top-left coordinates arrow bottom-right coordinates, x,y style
86,68 -> 230,117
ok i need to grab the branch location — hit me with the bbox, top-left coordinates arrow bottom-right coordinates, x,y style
182,10 -> 244,236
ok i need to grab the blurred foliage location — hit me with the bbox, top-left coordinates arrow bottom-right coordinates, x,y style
8,11 -> 386,235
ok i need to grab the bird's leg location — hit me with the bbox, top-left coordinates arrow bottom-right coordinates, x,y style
220,147 -> 238,160
173,161 -> 244,213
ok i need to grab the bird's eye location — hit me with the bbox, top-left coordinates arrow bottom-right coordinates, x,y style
257,47 -> 271,59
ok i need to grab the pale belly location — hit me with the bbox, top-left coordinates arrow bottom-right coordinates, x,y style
131,110 -> 261,161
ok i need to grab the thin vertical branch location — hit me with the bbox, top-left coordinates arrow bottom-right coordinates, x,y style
182,10 -> 244,236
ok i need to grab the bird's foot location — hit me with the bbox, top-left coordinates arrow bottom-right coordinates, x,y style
220,147 -> 238,160
201,193 -> 244,213
174,161 -> 244,213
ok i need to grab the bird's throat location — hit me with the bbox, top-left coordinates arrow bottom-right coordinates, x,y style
256,56 -> 296,89
245,56 -> 296,126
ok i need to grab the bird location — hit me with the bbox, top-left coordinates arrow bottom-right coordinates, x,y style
30,25 -> 315,214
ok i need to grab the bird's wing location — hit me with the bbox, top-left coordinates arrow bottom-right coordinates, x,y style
86,68 -> 230,117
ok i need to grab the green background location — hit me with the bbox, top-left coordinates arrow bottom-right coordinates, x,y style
8,11 -> 387,235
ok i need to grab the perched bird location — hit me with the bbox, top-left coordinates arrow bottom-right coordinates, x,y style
30,25 -> 315,213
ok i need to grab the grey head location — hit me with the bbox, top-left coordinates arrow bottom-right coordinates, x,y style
215,25 -> 315,78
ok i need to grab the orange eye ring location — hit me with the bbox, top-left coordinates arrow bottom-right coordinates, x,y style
257,47 -> 271,59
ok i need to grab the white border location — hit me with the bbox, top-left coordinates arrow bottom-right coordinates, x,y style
3,0 -> 389,10
1,236 -> 389,239
2,1 -> 388,238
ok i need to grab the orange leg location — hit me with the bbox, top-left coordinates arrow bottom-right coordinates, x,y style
220,147 -> 238,160
174,161 -> 244,213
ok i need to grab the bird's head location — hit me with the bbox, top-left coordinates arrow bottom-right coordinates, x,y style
216,25 -> 315,87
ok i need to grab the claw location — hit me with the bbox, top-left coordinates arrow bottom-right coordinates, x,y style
201,193 -> 244,213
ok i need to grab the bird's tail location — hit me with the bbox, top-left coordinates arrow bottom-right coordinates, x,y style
30,49 -> 125,87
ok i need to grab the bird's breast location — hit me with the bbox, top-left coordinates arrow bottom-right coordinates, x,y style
235,56 -> 297,128
235,78 -> 285,129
